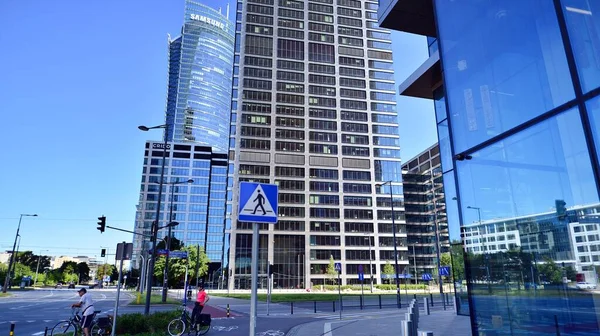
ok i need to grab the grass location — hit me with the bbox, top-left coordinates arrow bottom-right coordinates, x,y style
214,293 -> 386,302
0,293 -> 12,298
128,293 -> 179,305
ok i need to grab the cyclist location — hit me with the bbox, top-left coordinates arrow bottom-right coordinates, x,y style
190,284 -> 209,327
71,288 -> 95,336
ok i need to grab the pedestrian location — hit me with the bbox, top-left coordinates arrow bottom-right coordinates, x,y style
71,288 -> 95,336
191,284 -> 210,326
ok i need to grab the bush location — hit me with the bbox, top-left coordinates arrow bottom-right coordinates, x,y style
375,284 -> 427,290
116,310 -> 180,335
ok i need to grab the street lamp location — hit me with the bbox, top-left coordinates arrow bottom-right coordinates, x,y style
3,214 -> 37,293
466,205 -> 492,294
159,178 -> 192,303
364,234 -> 374,293
34,249 -> 50,287
376,181 -> 401,307
138,123 -> 169,315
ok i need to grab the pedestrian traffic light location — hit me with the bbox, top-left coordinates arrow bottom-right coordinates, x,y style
97,216 -> 106,233
268,264 -> 274,276
101,249 -> 106,257
556,199 -> 567,219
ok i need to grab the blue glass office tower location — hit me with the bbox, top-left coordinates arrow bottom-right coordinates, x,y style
133,1 -> 234,288
165,1 -> 235,153
381,0 -> 600,335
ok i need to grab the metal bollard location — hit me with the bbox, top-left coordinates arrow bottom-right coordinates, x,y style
291,301 -> 294,314
419,332 -> 434,336
333,301 -> 336,312
379,294 -> 382,309
430,293 -> 434,307
401,320 -> 413,336
226,304 -> 230,318
314,301 -> 317,313
44,327 -> 48,336
10,323 -> 15,336
405,313 -> 415,336
413,294 -> 417,300
424,298 -> 430,315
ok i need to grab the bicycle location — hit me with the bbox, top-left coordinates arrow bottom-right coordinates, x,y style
167,304 -> 211,336
51,308 -> 113,336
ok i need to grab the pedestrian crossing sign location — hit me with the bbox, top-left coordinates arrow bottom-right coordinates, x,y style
238,182 -> 278,223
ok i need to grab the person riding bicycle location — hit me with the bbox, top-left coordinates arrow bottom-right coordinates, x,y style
71,288 -> 95,336
190,284 -> 209,327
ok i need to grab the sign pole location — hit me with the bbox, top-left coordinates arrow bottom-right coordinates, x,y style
111,242 -> 126,336
337,269 -> 342,320
249,223 -> 260,336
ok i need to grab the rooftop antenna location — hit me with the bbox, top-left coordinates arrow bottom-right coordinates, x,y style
226,3 -> 230,19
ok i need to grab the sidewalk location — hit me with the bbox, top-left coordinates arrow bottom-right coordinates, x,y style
286,309 -> 472,336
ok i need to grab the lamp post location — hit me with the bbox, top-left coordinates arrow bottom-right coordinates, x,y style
3,214 -> 37,293
376,181 -> 401,307
160,178 -> 193,303
138,123 -> 169,315
364,235 -> 374,293
34,249 -> 49,287
467,206 -> 491,294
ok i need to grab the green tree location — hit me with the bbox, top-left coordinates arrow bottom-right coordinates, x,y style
76,262 -> 91,283
153,245 -> 209,287
383,261 -> 395,284
97,264 -> 115,281
15,251 -> 51,272
537,258 -> 563,284
326,256 -> 337,285
156,236 -> 184,251
449,243 -> 465,282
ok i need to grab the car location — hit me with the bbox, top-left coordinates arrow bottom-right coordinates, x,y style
576,282 -> 597,290
68,283 -> 75,289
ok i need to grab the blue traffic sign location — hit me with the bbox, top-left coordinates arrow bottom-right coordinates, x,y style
358,272 -> 364,281
439,266 -> 450,276
422,273 -> 433,281
170,251 -> 188,259
334,262 -> 342,272
238,182 -> 278,223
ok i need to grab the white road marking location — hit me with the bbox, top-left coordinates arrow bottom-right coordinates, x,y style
324,322 -> 332,335
44,320 -> 53,323
32,332 -> 45,335
27,320 -> 35,323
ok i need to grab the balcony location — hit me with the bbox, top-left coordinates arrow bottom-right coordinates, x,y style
378,0 -> 437,37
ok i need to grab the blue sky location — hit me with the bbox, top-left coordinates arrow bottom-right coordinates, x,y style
0,0 -> 436,259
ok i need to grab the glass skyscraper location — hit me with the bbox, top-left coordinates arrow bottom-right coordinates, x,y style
133,1 -> 235,288
165,1 -> 235,153
381,0 -> 600,335
228,0 -> 404,289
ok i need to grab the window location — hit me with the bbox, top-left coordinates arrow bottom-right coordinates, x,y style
243,78 -> 272,90
245,56 -> 273,68
374,148 -> 401,158
310,143 -> 338,154
344,209 -> 373,219
370,92 -> 396,101
345,236 -> 373,247
275,141 -> 305,152
242,114 -> 271,125
239,164 -> 270,176
342,134 -> 369,145
367,40 -> 392,50
309,63 -> 336,74
308,3 -> 333,13
278,8 -> 303,19
309,194 -> 340,205
277,60 -> 304,71
309,97 -> 336,107
337,0 -> 360,8
310,209 -> 341,219
247,4 -> 273,14
275,166 -> 305,177
310,181 -> 339,192
276,116 -> 305,128
309,32 -> 335,43
341,110 -> 368,121
242,90 -> 271,101
338,26 -> 363,37
309,43 -> 335,63
343,170 -> 371,181
278,28 -> 304,39
243,102 -> 271,113
339,67 -> 365,78
278,0 -> 303,9
309,86 -> 336,98
276,105 -> 305,116
241,126 -> 271,138
279,206 -> 305,217
338,17 -> 362,27
309,120 -> 337,131
310,235 -> 341,245
369,70 -> 394,81
337,7 -> 361,17
367,50 -> 393,60
277,82 -> 304,93
372,125 -> 399,135
308,13 -> 334,23
370,81 -> 394,91
277,39 -> 304,60
367,30 -> 390,40
344,196 -> 372,206
311,221 -> 340,232
275,220 -> 304,231
342,122 -> 368,133
309,22 -> 334,33
276,93 -> 304,104
345,222 -> 373,233
245,35 -> 273,56
339,56 -> 365,67
275,129 -> 305,140
249,0 -> 274,5
240,139 -> 270,150
339,46 -> 364,57
372,114 -> 397,123
309,131 -> 337,142
343,183 -> 372,194
372,136 -> 399,146
309,74 -> 336,85
276,180 -> 305,190
340,77 -> 366,88
246,24 -> 273,35
309,168 -> 339,179
309,108 -> 336,119
342,146 -> 369,157
244,67 -> 272,78
278,18 -> 304,29
277,71 -> 305,82
311,250 -> 341,260
377,210 -> 404,221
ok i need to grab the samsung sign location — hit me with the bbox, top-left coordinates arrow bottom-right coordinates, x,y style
190,14 -> 225,29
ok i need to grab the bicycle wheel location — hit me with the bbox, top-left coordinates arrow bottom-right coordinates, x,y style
51,321 -> 77,336
167,318 -> 186,336
90,322 -> 110,336
195,322 -> 210,336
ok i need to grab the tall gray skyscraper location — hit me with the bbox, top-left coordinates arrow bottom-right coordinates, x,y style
228,0 -> 405,289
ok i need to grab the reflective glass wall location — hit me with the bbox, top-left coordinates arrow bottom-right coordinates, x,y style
434,0 -> 600,334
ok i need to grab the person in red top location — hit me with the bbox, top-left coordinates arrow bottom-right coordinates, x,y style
191,284 -> 209,325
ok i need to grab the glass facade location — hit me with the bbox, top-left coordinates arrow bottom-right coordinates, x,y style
165,1 -> 235,153
381,0 -> 600,334
133,142 -> 229,288
434,0 -> 600,335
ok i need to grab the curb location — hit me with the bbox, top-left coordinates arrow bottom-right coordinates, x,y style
285,319 -> 325,336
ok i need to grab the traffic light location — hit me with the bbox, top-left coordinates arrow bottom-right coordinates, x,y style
97,216 -> 106,233
556,199 -> 567,219
268,264 -> 274,276
100,249 -> 106,257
